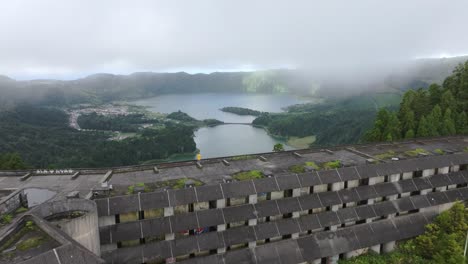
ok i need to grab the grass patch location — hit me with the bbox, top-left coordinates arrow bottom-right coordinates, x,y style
17,236 -> 47,251
305,161 -> 320,170
127,182 -> 151,194
1,214 -> 12,225
433,148 -> 444,155
464,147 -> 468,152
231,155 -> 255,161
287,135 -> 316,149
15,207 -> 28,214
405,148 -> 430,157
289,161 -> 321,173
289,164 -> 306,173
232,170 -> 264,181
173,178 -> 203,189
374,150 -> 396,160
322,160 -> 341,169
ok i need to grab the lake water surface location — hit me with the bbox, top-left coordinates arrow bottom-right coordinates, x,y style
133,93 -> 309,158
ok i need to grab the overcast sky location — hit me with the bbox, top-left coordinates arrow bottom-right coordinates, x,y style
1,0 -> 468,80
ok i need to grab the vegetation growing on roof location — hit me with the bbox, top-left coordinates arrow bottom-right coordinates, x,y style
405,148 -> 430,157
172,178 -> 203,189
434,148 -> 445,155
322,160 -> 341,169
289,161 -> 320,173
232,170 -> 264,181
127,182 -> 151,194
374,150 -> 397,160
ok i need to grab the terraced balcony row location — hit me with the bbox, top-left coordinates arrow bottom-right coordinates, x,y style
95,153 -> 468,217
99,170 -> 468,244
103,192 -> 447,264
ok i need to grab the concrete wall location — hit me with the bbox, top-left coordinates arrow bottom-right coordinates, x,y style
0,189 -> 25,215
32,198 -> 101,256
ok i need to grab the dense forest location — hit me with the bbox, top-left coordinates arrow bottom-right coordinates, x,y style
365,61 -> 468,141
220,107 -> 263,116
340,202 -> 468,264
0,105 -> 196,168
0,153 -> 26,170
77,113 -> 157,132
252,92 -> 400,146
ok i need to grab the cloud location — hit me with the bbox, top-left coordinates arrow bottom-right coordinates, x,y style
1,0 -> 468,79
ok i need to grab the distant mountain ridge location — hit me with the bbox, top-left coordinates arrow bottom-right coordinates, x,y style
1,56 -> 467,108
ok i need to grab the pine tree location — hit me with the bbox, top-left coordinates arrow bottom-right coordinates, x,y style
428,83 -> 442,106
383,112 -> 400,141
417,116 -> 430,137
441,108 -> 456,135
425,114 -> 439,136
455,111 -> 467,134
430,105 -> 443,134
440,90 -> 456,112
404,129 -> 415,139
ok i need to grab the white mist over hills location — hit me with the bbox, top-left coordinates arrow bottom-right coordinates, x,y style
1,1 -> 468,80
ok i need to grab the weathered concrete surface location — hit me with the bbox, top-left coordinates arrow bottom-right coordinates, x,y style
32,199 -> 101,256
0,189 -> 25,214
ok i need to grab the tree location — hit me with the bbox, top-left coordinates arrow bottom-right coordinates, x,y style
440,90 -> 456,112
441,108 -> 456,136
428,83 -> 442,106
404,129 -> 415,139
0,153 -> 27,170
429,105 -> 443,134
414,202 -> 468,263
417,116 -> 430,137
455,111 -> 467,134
273,143 -> 284,152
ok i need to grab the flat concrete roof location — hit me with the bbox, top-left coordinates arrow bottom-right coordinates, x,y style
0,136 -> 466,200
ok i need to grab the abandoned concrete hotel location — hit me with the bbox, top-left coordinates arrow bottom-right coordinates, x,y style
1,136 -> 468,264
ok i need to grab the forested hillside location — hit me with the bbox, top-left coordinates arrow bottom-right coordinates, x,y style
253,92 -> 401,146
365,61 -> 468,141
0,105 -> 196,168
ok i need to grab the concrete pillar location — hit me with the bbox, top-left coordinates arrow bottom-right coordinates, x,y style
331,181 -> 344,191
248,217 -> 257,248
420,189 -> 431,195
292,188 -> 301,197
98,215 -> 115,227
383,241 -> 396,253
370,244 -> 381,254
402,172 -> 413,180
217,223 -> 227,253
164,206 -> 174,240
164,207 -> 174,217
451,165 -> 460,172
271,191 -> 284,200
438,167 -> 449,174
313,184 -> 327,193
248,194 -> 257,204
345,249 -> 361,259
328,254 -> 339,264
299,187 -> 310,196
311,259 -> 321,264
436,186 -> 447,192
422,169 -> 435,177
369,176 -> 385,185
347,180 -> 359,188
388,173 -> 400,182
